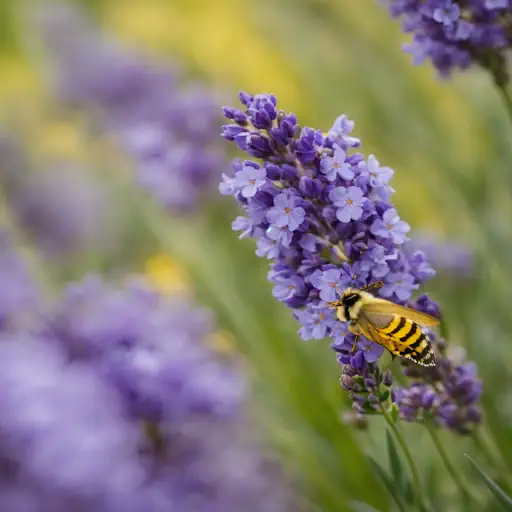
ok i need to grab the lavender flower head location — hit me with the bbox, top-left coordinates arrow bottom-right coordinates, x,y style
219,91 -> 481,434
36,3 -> 225,212
0,335 -> 144,512
45,275 -> 243,422
406,231 -> 474,278
381,0 -> 512,82
35,275 -> 292,511
0,231 -> 39,331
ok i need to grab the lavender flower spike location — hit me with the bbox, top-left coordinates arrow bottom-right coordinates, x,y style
381,0 -> 512,82
219,91 -> 482,433
37,3 -> 225,212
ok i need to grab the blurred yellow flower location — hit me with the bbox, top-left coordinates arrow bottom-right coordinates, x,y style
206,329 -> 237,357
103,0 -> 304,113
0,57 -> 39,104
144,253 -> 190,295
33,118 -> 88,161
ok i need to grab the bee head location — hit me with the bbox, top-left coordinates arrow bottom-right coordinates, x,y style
341,293 -> 361,308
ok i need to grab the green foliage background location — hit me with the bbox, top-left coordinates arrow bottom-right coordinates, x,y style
1,0 -> 512,510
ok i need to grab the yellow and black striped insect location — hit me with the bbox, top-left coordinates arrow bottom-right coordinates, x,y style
328,281 -> 439,367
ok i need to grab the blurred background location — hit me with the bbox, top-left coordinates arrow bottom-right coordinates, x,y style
1,0 -> 512,510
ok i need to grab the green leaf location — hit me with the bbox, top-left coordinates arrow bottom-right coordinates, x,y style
349,501 -> 382,512
386,430 -> 405,495
380,389 -> 390,402
465,454 -> 512,511
368,457 -> 406,512
390,403 -> 400,424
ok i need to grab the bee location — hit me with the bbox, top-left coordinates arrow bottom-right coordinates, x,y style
328,281 -> 440,367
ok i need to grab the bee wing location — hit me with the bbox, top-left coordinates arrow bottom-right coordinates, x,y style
362,299 -> 440,327
356,311 -> 402,357
358,310 -> 436,367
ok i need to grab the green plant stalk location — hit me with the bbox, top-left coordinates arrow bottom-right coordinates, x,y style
425,422 -> 477,504
496,84 -> 512,128
377,402 -> 426,511
472,428 -> 512,490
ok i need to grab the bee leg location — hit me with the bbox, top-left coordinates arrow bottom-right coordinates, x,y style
351,334 -> 360,353
348,324 -> 360,353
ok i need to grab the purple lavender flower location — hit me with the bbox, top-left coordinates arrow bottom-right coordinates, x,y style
381,272 -> 419,301
329,186 -> 365,223
0,335 -> 144,511
296,305 -> 338,340
382,0 -> 512,82
234,165 -> 267,198
46,275 -> 244,421
358,338 -> 386,363
36,3 -> 225,212
327,115 -> 361,149
432,1 -> 461,26
267,193 -> 306,231
371,208 -> 410,245
309,267 -> 350,302
0,273 -> 296,511
219,91 -> 482,434
358,155 -> 394,188
398,350 -> 482,433
320,144 -> 354,181
0,231 -> 38,330
0,134 -> 117,259
406,232 -> 474,278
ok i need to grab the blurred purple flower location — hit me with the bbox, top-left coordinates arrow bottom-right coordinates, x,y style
406,232 -> 474,278
0,134 -> 117,258
0,231 -> 38,330
382,0 -> 512,82
46,275 -> 243,421
0,272 -> 296,511
0,335 -> 144,511
36,3 -> 226,212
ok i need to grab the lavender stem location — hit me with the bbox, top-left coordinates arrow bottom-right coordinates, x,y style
378,402 -> 425,511
497,84 -> 512,128
472,428 -> 512,489
425,422 -> 477,503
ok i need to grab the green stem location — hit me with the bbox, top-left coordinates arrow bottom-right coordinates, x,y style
496,84 -> 512,128
425,423 -> 477,504
378,402 -> 426,511
472,428 -> 512,490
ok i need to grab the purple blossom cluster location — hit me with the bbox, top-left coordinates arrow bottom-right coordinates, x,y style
398,343 -> 482,433
36,4 -> 224,211
0,240 -> 294,510
381,0 -> 512,81
406,232 -> 474,278
0,134 -> 115,257
0,231 -> 39,331
219,91 -> 482,433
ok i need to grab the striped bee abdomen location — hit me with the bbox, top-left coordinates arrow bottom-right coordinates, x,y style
380,315 -> 436,367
